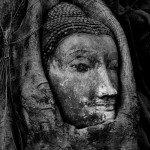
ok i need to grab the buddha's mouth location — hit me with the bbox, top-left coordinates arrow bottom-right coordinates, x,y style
75,114 -> 115,129
77,118 -> 115,130
72,107 -> 116,129
83,98 -> 116,109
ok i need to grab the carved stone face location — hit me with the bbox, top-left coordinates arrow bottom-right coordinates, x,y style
48,33 -> 118,128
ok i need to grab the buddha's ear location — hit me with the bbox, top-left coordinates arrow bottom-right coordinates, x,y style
11,0 -> 60,145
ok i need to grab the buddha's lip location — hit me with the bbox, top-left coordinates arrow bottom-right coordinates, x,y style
85,98 -> 116,106
87,103 -> 115,107
95,98 -> 116,103
86,104 -> 115,111
76,119 -> 115,130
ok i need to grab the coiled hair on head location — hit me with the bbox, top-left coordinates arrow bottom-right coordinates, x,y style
41,2 -> 113,69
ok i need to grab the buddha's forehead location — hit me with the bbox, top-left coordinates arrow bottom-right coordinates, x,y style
55,33 -> 117,57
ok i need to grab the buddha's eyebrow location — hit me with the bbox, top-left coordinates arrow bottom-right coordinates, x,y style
67,45 -> 96,57
68,50 -> 93,56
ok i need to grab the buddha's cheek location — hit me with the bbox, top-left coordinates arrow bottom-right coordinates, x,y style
51,75 -> 101,127
55,76 -> 93,116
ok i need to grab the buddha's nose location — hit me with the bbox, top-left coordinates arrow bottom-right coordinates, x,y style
96,66 -> 117,98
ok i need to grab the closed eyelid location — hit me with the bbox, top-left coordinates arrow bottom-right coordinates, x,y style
65,50 -> 96,64
105,52 -> 118,63
69,58 -> 90,65
107,52 -> 118,60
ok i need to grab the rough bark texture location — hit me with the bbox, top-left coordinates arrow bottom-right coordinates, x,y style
0,0 -> 22,150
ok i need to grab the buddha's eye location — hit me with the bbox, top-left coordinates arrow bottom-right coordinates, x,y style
71,63 -> 90,73
107,60 -> 118,71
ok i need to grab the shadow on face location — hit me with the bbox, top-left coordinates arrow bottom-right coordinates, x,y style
48,33 -> 118,128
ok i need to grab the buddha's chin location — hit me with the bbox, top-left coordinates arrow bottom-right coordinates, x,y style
72,107 -> 116,129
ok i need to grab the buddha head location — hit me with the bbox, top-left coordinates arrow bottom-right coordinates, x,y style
42,2 -> 118,129
9,1 -> 138,149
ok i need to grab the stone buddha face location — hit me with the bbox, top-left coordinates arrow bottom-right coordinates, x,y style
47,33 -> 118,128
